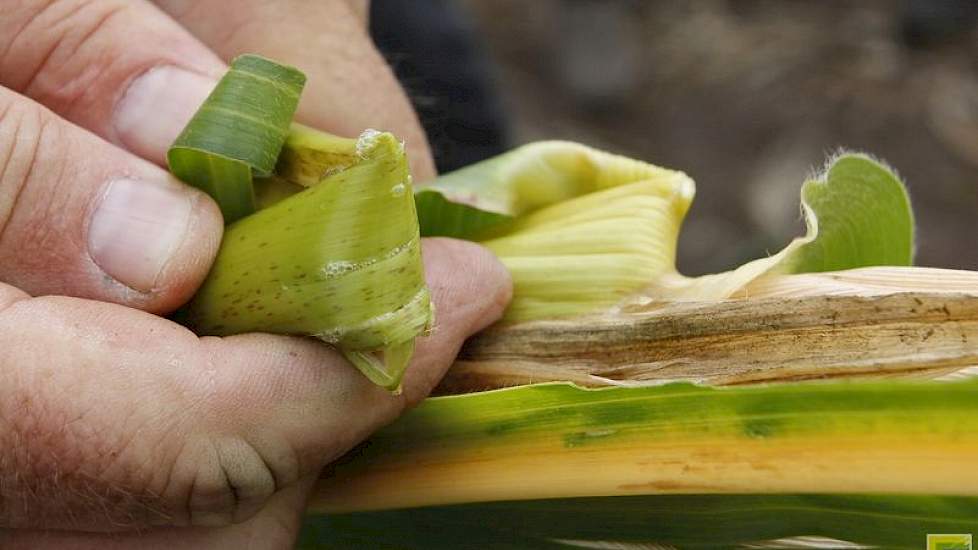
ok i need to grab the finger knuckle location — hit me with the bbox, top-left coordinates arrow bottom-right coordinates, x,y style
0,96 -> 71,258
0,96 -> 46,243
176,437 -> 279,527
4,0 -> 130,110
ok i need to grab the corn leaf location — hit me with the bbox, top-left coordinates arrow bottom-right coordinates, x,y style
651,153 -> 914,302
414,141 -> 694,241
414,189 -> 513,241
413,145 -> 912,322
168,55 -> 305,222
306,379 -> 978,548
417,141 -> 695,320
275,122 -> 360,186
301,494 -> 978,549
313,380 -> 978,512
168,59 -> 432,390
178,130 -> 431,390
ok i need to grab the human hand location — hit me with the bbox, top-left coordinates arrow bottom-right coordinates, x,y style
0,1 -> 510,547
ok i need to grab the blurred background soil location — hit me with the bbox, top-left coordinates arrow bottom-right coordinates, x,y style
373,0 -> 978,274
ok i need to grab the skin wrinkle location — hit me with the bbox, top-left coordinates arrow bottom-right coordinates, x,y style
0,101 -> 93,295
0,105 -> 21,235
196,440 -> 233,526
56,41 -> 112,128
27,121 -> 72,253
37,0 -> 92,38
0,2 -> 39,68
113,359 -> 210,525
217,442 -> 240,525
160,437 -> 210,527
25,2 -> 129,102
2,1 -> 77,92
170,438 -> 234,526
184,460 -> 196,528
155,337 -> 325,528
133,415 -> 190,513
207,344 -> 375,499
245,437 -> 293,506
0,102 -> 42,248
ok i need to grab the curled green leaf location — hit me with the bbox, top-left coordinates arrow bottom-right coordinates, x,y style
179,130 -> 431,391
167,54 -> 306,222
643,153 -> 914,301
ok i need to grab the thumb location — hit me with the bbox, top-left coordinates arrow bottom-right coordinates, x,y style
0,87 -> 223,313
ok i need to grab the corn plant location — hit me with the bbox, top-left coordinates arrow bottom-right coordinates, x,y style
168,55 -> 978,549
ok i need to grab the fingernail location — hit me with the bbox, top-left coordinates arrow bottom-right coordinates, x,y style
114,66 -> 217,165
88,178 -> 193,292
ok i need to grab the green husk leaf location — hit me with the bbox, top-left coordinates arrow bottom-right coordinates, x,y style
275,122 -> 361,187
253,175 -> 304,210
167,58 -> 431,390
414,188 -> 513,240
343,339 -> 417,390
272,125 -> 520,239
415,144 -> 913,321
167,54 -> 305,222
414,141 -> 695,320
414,141 -> 693,240
253,122 -> 359,210
179,130 -> 431,391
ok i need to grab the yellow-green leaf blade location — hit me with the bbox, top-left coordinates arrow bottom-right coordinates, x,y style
313,380 -> 978,513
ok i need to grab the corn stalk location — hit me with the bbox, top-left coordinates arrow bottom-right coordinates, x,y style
443,269 -> 978,392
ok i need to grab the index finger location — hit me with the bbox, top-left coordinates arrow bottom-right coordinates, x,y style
1,0 -> 224,165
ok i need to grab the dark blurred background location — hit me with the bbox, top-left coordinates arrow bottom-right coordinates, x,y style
372,0 -> 978,275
